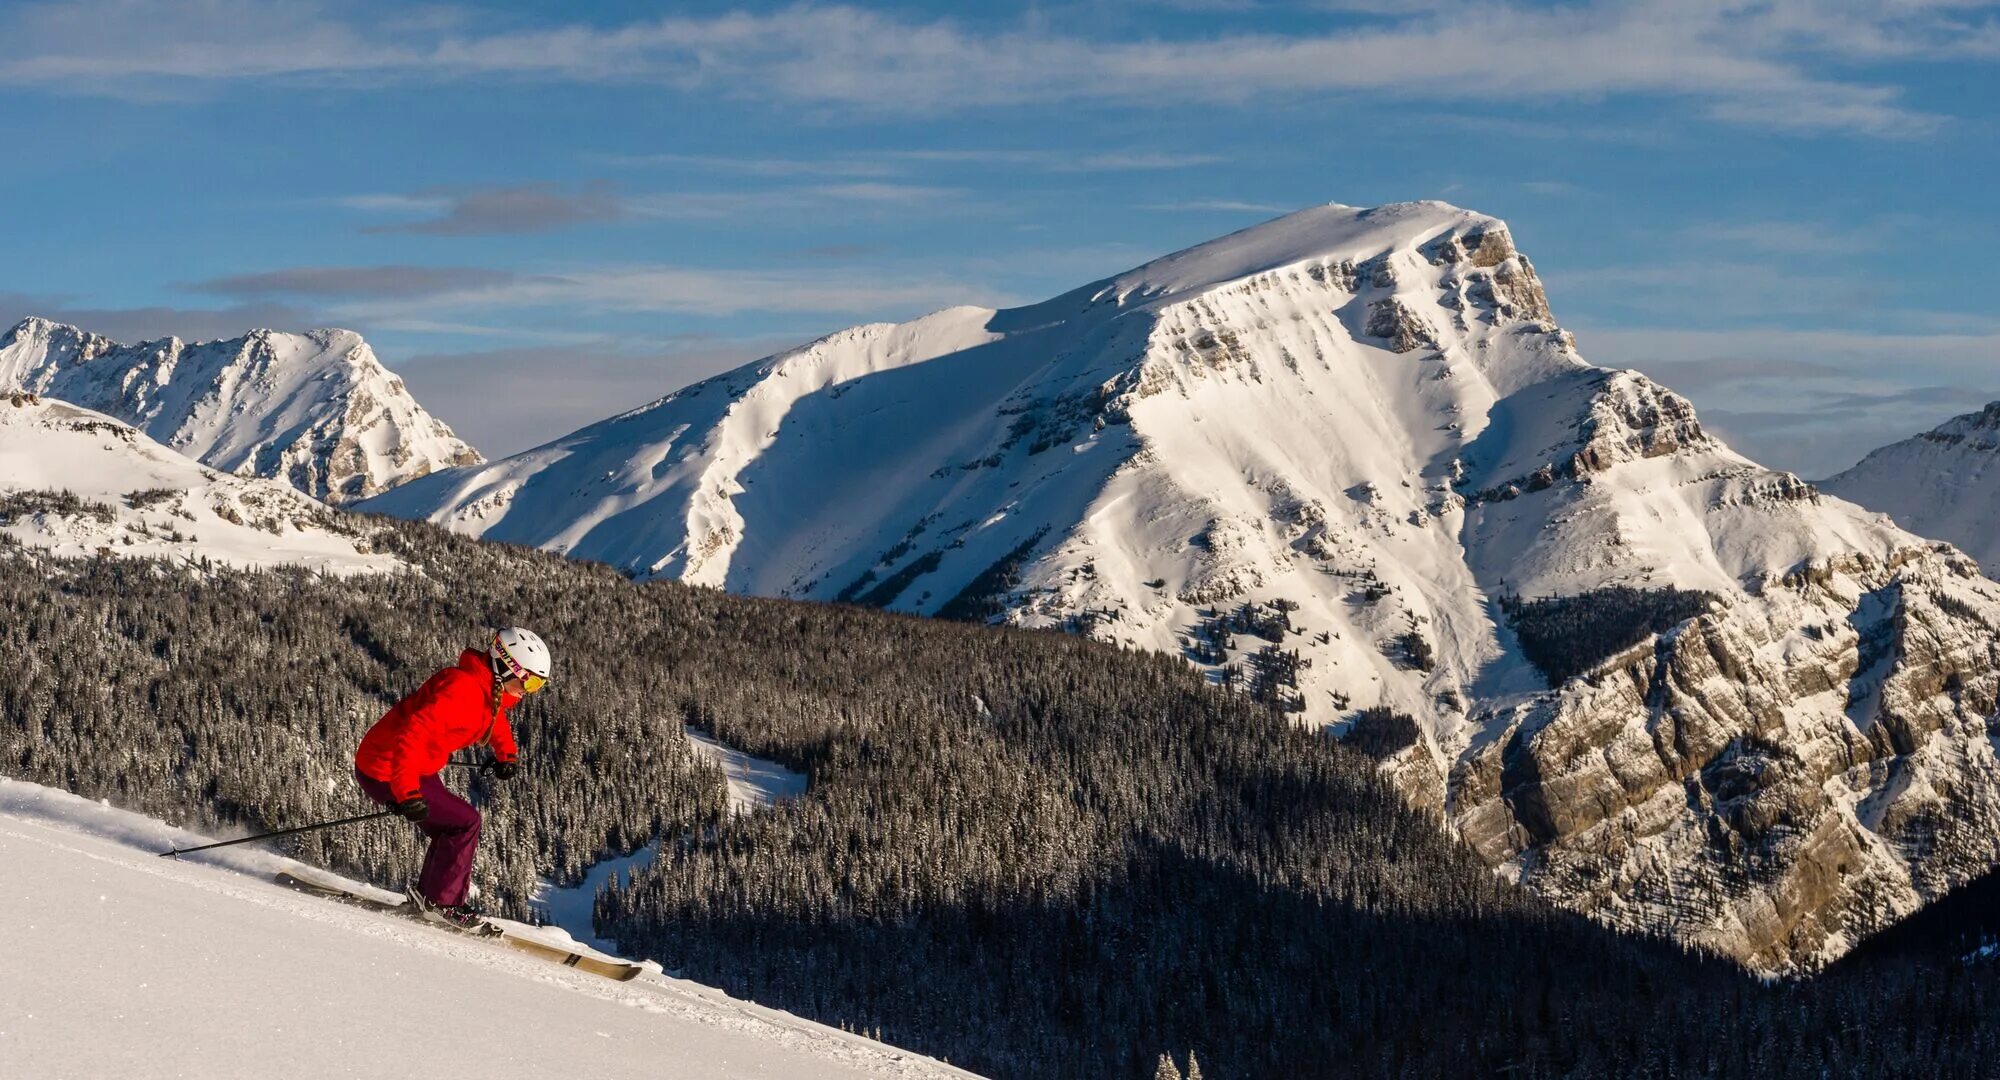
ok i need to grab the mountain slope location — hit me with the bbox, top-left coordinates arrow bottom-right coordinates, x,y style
0,777 -> 974,1080
0,317 -> 480,504
15,496 -> 2000,1075
365,200 -> 2000,974
1821,401 -> 2000,574
0,392 -> 398,573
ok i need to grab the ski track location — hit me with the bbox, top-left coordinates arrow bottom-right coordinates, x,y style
0,777 -> 977,1080
535,730 -> 806,953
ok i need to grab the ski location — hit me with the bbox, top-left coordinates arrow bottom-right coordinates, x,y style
274,868 -> 408,914
273,868 -> 643,981
496,932 -> 644,981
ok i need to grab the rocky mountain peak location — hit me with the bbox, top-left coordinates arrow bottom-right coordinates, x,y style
361,200 -> 2000,975
0,318 -> 480,504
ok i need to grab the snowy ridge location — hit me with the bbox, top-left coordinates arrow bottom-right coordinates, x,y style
0,393 -> 397,573
0,317 -> 481,504
365,200 -> 2000,973
0,776 -> 978,1080
1821,401 -> 2000,575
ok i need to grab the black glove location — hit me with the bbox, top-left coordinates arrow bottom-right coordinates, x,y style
490,760 -> 520,781
394,797 -> 429,823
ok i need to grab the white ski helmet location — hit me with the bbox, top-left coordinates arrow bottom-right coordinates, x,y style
491,626 -> 552,692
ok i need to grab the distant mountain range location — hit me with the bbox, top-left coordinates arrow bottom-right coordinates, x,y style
0,318 -> 479,504
1823,401 -> 2000,575
10,202 -> 2000,977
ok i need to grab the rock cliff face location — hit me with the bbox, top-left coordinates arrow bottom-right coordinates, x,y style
0,319 -> 480,504
1453,547 -> 2000,971
362,200 -> 2000,973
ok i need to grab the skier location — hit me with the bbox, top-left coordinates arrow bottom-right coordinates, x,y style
353,627 -> 551,929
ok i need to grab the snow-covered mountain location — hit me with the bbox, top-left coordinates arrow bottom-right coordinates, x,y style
0,777 -> 975,1080
0,391 -> 399,573
1821,402 -> 2000,575
0,317 -> 481,504
365,200 -> 2000,974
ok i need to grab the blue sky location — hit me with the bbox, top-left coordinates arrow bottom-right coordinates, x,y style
1,0 -> 1995,474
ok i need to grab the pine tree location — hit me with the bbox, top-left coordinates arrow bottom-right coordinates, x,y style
1154,1053 -> 1184,1080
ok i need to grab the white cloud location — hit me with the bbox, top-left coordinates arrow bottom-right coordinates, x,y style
596,148 -> 1224,178
1684,214 -> 1924,255
811,182 -> 960,202
592,153 -> 903,177
335,263 -> 1020,321
361,183 -> 627,236
0,1 -> 1980,135
1142,199 -> 1290,213
1546,259 -> 1884,320
882,149 -> 1228,171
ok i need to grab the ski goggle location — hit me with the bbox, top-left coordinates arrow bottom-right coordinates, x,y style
493,638 -> 549,694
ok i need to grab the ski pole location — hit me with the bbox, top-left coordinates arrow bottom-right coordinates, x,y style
156,808 -> 400,859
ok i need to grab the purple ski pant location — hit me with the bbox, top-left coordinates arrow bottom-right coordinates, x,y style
354,769 -> 481,907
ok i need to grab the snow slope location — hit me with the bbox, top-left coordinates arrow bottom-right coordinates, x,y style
1821,401 -> 2000,575
366,200 -> 2000,974
0,393 -> 397,573
0,318 -> 481,504
0,777 -> 978,1080
685,727 -> 810,813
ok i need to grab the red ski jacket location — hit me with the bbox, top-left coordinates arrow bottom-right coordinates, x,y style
355,649 -> 521,802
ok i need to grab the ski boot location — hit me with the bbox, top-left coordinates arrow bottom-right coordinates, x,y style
405,886 -> 500,936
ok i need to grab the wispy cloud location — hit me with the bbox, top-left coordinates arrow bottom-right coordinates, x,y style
214,261 -> 1019,322
1545,259 -> 1883,320
600,148 -> 1226,176
621,182 -> 962,219
593,153 -> 902,178
1142,199 -> 1289,213
882,149 -> 1228,171
389,266 -> 1016,319
333,193 -> 448,213
339,180 -> 966,230
358,182 -> 627,236
0,1 -> 1978,135
810,182 -> 960,203
1685,215 -> 1926,256
189,265 -> 523,299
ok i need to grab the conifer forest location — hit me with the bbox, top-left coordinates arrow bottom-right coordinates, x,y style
8,513 -> 2000,1078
